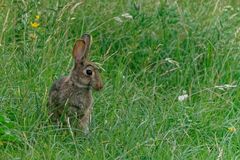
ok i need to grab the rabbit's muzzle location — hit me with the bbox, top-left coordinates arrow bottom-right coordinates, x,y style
91,79 -> 103,91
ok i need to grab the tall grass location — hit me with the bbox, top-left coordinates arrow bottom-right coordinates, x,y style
1,0 -> 240,159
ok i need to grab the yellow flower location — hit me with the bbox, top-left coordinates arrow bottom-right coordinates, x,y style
35,15 -> 40,20
31,22 -> 40,28
228,127 -> 236,133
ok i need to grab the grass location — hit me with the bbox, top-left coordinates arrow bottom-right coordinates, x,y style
1,0 -> 240,159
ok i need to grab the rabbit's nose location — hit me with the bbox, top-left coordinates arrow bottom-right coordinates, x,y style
95,82 -> 103,91
92,80 -> 103,91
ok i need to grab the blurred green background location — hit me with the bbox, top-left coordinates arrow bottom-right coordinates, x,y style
1,0 -> 240,159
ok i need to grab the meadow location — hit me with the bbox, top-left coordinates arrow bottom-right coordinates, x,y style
1,0 -> 240,159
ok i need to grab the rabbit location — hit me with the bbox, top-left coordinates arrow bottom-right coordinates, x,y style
48,34 -> 103,134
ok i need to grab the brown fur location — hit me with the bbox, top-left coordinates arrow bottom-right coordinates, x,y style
48,34 -> 103,134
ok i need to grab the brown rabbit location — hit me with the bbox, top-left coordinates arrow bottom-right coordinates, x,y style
48,34 -> 103,134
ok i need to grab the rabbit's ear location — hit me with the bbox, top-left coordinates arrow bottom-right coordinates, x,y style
72,40 -> 86,62
81,34 -> 91,55
72,34 -> 91,62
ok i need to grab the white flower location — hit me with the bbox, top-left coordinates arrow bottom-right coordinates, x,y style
178,94 -> 188,102
114,17 -> 123,23
121,13 -> 133,19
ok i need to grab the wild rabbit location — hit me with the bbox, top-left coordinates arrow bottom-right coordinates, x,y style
48,34 -> 103,134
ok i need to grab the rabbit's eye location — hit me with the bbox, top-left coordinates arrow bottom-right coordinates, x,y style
86,69 -> 92,76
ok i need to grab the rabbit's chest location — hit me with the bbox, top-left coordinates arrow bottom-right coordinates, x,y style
66,94 -> 92,119
68,94 -> 92,110
57,86 -> 92,117
60,89 -> 92,112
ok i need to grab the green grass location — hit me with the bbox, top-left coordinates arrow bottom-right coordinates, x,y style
1,0 -> 240,159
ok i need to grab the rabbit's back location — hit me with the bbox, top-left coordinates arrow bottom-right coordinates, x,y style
48,77 -> 66,103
